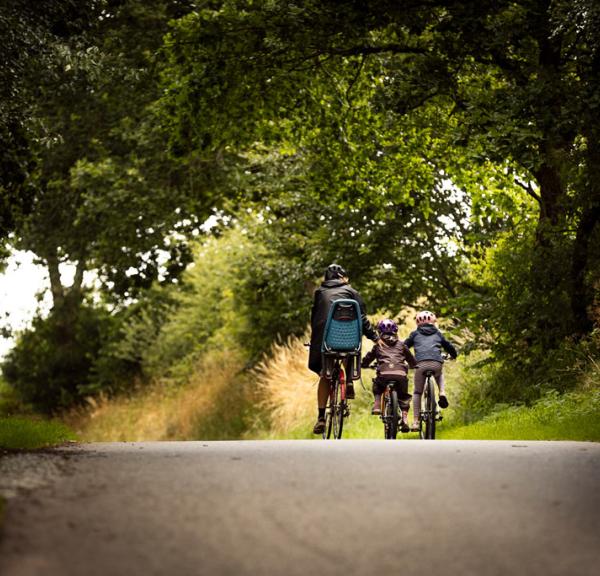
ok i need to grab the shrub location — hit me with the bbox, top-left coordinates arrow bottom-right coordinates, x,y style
2,305 -> 115,413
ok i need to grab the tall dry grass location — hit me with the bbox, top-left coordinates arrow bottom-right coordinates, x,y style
66,349 -> 250,441
252,334 -> 318,436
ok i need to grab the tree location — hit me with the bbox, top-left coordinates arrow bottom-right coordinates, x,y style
157,0 -> 598,344
11,0 -> 212,310
2,1 -> 222,410
0,0 -> 98,246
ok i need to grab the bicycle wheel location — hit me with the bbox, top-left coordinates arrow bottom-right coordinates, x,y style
383,391 -> 390,439
323,389 -> 333,439
424,377 -> 437,440
332,376 -> 344,439
419,388 -> 426,439
384,390 -> 399,439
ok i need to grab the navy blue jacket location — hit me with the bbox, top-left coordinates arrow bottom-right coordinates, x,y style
404,324 -> 457,363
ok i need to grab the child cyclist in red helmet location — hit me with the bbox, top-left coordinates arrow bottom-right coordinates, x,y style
404,310 -> 457,431
361,319 -> 417,432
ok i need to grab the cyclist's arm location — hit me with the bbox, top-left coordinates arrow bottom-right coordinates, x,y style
310,290 -> 321,328
404,345 -> 418,369
441,335 -> 458,359
361,347 -> 377,368
404,332 -> 415,349
352,290 -> 378,341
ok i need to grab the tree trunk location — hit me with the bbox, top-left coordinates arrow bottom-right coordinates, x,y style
533,160 -> 563,230
571,203 -> 600,335
571,122 -> 600,335
44,251 -> 87,349
46,249 -> 65,311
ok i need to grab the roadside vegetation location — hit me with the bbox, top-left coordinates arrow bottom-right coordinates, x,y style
0,379 -> 75,450
441,389 -> 600,441
0,417 -> 75,451
245,333 -> 600,442
0,1 -> 598,443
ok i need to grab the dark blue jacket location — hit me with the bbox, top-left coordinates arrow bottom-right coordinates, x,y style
404,324 -> 457,363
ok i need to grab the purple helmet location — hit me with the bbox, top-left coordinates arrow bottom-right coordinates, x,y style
377,319 -> 398,335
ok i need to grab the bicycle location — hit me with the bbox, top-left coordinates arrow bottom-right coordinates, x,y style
318,298 -> 363,440
323,353 -> 352,439
418,369 -> 440,439
418,354 -> 451,440
367,364 -> 404,440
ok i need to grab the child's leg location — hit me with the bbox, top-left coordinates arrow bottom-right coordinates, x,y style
396,377 -> 411,412
396,376 -> 411,431
433,366 -> 445,395
427,362 -> 449,408
371,378 -> 384,414
412,368 -> 426,426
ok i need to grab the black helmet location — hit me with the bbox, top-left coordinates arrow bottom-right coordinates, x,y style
324,263 -> 347,280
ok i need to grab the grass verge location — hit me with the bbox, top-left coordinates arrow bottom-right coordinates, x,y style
0,416 -> 76,450
65,348 -> 255,441
439,389 -> 600,441
253,335 -> 600,441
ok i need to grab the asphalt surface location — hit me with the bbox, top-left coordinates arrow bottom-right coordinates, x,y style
0,440 -> 599,576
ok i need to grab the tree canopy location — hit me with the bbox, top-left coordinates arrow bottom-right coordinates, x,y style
1,0 -> 598,411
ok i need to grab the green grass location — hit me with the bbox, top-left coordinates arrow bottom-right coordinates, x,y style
0,416 -> 76,450
440,389 -> 600,441
260,387 -> 600,442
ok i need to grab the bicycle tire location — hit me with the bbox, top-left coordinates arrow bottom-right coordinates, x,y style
419,386 -> 426,439
332,376 -> 344,439
425,377 -> 437,440
323,391 -> 333,439
383,391 -> 390,439
385,390 -> 399,439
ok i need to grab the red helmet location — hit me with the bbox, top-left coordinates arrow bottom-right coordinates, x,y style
415,310 -> 437,325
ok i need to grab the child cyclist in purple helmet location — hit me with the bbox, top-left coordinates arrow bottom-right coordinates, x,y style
361,319 -> 417,432
404,310 -> 458,431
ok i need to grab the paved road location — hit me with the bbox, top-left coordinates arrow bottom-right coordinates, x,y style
0,440 -> 599,576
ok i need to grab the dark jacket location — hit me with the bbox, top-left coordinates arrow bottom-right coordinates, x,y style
361,334 -> 417,380
404,324 -> 457,363
308,279 -> 377,374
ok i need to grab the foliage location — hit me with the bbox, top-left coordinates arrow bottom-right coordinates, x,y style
12,0 -> 213,302
2,0 -> 599,423
112,224 -> 314,379
1,1 -> 223,412
2,304 -> 115,413
0,416 -> 75,450
0,0 -> 97,242
158,0 -> 599,338
448,333 -> 600,424
0,376 -> 26,416
131,228 -> 255,378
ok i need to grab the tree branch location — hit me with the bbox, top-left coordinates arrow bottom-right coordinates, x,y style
514,178 -> 542,204
325,43 -> 427,58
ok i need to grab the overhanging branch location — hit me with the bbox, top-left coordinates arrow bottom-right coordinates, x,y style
515,178 -> 542,204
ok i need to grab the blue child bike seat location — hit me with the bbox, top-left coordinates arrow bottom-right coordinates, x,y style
321,299 -> 362,353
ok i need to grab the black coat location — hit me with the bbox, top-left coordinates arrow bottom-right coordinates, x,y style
308,279 -> 377,374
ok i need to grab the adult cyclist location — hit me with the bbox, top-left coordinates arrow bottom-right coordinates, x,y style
308,263 -> 379,435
